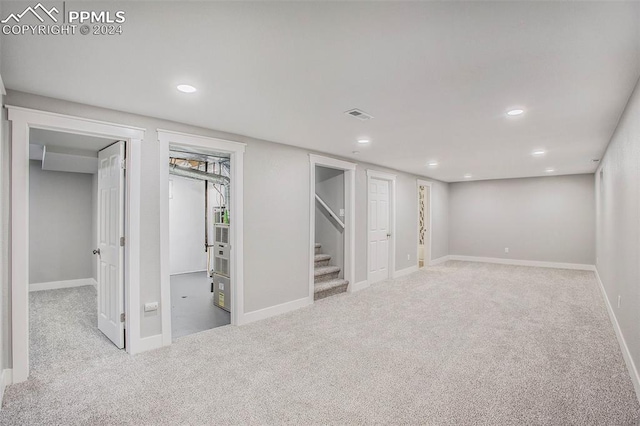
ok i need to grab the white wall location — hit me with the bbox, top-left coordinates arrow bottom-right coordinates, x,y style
596,76 -> 640,391
169,175 -> 207,275
28,161 -> 94,284
449,174 -> 595,265
2,90 -> 449,347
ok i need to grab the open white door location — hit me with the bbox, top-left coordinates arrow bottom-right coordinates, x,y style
368,178 -> 390,284
97,141 -> 125,348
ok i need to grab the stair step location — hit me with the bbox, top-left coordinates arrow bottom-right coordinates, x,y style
314,278 -> 349,300
314,243 -> 321,255
314,265 -> 341,283
314,243 -> 321,248
314,254 -> 331,267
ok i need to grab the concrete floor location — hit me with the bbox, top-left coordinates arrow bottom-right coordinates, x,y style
170,271 -> 230,339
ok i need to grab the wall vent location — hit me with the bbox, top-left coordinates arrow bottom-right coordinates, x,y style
344,108 -> 374,121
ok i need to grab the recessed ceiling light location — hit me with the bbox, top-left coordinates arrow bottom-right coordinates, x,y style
532,150 -> 546,156
427,161 -> 438,167
177,84 -> 197,93
545,168 -> 555,173
507,109 -> 524,116
464,174 -> 472,179
357,139 -> 370,144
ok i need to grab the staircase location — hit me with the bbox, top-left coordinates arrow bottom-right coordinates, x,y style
314,243 -> 348,300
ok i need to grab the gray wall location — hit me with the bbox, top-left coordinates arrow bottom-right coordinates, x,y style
28,161 -> 94,284
449,175 -> 595,265
315,166 -> 345,278
2,90 -> 449,350
596,76 -> 640,381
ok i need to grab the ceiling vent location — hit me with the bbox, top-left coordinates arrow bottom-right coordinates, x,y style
345,108 -> 374,121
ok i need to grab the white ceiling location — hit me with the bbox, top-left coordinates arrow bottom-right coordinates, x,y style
3,2 -> 639,182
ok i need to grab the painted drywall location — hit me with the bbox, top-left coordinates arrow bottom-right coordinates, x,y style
28,161 -> 94,284
315,167 -> 345,278
169,175 -> 207,275
449,174 -> 595,265
2,90 -> 449,346
596,76 -> 640,387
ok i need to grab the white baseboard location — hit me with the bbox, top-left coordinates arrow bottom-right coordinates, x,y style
393,265 -> 419,278
349,280 -> 370,293
0,369 -> 13,410
30,278 -> 97,292
241,297 -> 311,325
131,334 -> 164,355
594,269 -> 640,404
447,255 -> 595,271
429,255 -> 451,266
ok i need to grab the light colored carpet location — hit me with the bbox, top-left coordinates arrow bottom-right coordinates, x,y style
2,261 -> 639,425
28,285 -> 123,374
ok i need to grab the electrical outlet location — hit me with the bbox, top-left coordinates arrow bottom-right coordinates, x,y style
617,295 -> 621,309
144,301 -> 159,312
505,247 -> 509,253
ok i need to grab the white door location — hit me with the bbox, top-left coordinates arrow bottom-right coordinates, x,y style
97,141 -> 125,348
368,178 -> 390,284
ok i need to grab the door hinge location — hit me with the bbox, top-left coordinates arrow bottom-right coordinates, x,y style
120,236 -> 125,247
120,313 -> 125,322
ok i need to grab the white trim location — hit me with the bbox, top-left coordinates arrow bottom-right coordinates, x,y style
416,180 -> 433,269
349,280 -> 370,292
594,268 -> 640,404
430,255 -> 451,266
393,265 -> 419,278
366,169 -> 397,285
0,369 -> 13,409
308,154 -> 356,171
448,255 -> 595,271
159,129 -> 246,342
242,297 -> 311,324
30,278 -> 96,292
0,74 -> 6,96
309,155 -> 356,305
132,334 -> 164,355
6,106 -> 144,383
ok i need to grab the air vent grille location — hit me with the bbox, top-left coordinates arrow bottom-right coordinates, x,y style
345,108 -> 374,121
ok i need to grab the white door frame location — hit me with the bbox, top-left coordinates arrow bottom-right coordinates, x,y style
366,169 -> 396,283
416,179 -> 433,268
158,129 -> 246,343
7,106 -> 144,383
308,154 -> 356,301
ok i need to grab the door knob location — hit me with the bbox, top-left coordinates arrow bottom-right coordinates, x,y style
92,249 -> 101,255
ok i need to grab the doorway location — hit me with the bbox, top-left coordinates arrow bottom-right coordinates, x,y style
308,155 -> 356,301
159,130 -> 245,342
366,170 -> 396,285
168,149 -> 232,339
28,130 -> 127,370
417,180 -> 432,268
7,106 -> 144,383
